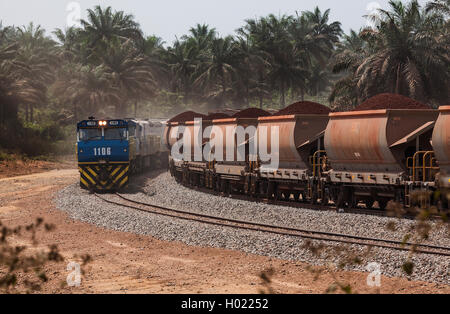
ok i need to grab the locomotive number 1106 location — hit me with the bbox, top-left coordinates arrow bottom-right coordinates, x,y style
94,147 -> 112,156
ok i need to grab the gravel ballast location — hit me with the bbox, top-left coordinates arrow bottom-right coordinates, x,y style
55,172 -> 449,284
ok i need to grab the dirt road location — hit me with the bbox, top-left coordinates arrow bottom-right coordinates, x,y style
0,169 -> 448,294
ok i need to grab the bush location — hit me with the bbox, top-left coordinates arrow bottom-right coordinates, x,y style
1,120 -> 76,157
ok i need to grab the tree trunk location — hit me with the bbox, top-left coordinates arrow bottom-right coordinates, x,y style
184,90 -> 189,106
246,83 -> 249,107
134,100 -> 138,118
245,66 -> 250,106
395,65 -> 401,95
280,82 -> 285,108
259,95 -> 263,109
221,76 -> 226,110
30,104 -> 33,123
25,104 -> 29,122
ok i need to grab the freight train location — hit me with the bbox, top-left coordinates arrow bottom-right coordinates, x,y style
77,117 -> 168,191
164,102 -> 450,212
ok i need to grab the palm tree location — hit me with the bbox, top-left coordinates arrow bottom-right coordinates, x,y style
307,62 -> 331,96
0,42 -> 22,125
231,36 -> 268,107
182,24 -> 216,52
53,26 -> 88,63
14,23 -> 58,122
425,0 -> 450,15
80,6 -> 143,62
329,29 -> 370,109
263,14 -> 310,107
331,0 -> 449,106
356,0 -> 449,102
237,17 -> 273,108
303,7 -> 343,48
53,64 -> 120,120
166,39 -> 200,105
100,40 -> 157,116
194,36 -> 237,109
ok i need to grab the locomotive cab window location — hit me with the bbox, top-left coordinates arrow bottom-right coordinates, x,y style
104,128 -> 127,140
79,128 -> 102,141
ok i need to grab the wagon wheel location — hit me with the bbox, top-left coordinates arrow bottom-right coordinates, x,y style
282,192 -> 291,201
378,199 -> 388,210
336,188 -> 345,208
215,177 -> 221,192
299,192 -> 306,203
267,182 -> 275,199
309,190 -> 318,205
293,192 -> 300,202
321,191 -> 329,206
347,191 -> 357,209
226,181 -> 232,196
259,181 -> 267,198
275,189 -> 283,201
365,198 -> 375,209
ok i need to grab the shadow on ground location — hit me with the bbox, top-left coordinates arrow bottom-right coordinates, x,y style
124,168 -> 168,195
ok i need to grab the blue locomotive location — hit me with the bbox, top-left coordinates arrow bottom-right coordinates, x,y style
77,117 -> 168,191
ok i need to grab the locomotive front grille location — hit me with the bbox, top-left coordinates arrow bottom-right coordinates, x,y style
78,162 -> 129,191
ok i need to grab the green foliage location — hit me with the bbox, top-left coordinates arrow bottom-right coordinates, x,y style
330,0 -> 450,109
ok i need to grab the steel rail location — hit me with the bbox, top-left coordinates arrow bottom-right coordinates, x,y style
93,192 -> 450,257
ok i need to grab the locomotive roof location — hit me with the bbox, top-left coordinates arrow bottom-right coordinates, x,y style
77,119 -> 128,128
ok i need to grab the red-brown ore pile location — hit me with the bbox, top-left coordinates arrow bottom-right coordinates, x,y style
354,93 -> 431,111
275,101 -> 331,115
168,111 -> 207,123
232,108 -> 271,118
205,113 -> 230,120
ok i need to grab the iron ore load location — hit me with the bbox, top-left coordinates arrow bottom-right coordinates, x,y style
164,95 -> 449,212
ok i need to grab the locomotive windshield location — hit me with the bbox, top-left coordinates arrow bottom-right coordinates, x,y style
79,128 -> 102,141
104,128 -> 127,140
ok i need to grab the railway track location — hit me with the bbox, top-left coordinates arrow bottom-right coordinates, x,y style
94,192 -> 450,257
191,185 -> 440,221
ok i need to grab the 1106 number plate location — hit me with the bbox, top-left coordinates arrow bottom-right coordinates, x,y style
94,147 -> 111,156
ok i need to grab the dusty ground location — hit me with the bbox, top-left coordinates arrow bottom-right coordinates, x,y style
0,156 -> 75,179
0,169 -> 448,294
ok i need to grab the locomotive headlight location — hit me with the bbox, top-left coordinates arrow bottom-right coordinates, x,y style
99,121 -> 107,126
124,148 -> 127,152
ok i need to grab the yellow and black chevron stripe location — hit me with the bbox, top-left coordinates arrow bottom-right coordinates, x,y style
78,162 -> 129,191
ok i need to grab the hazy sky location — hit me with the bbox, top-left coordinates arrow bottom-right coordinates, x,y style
1,0 -> 429,44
